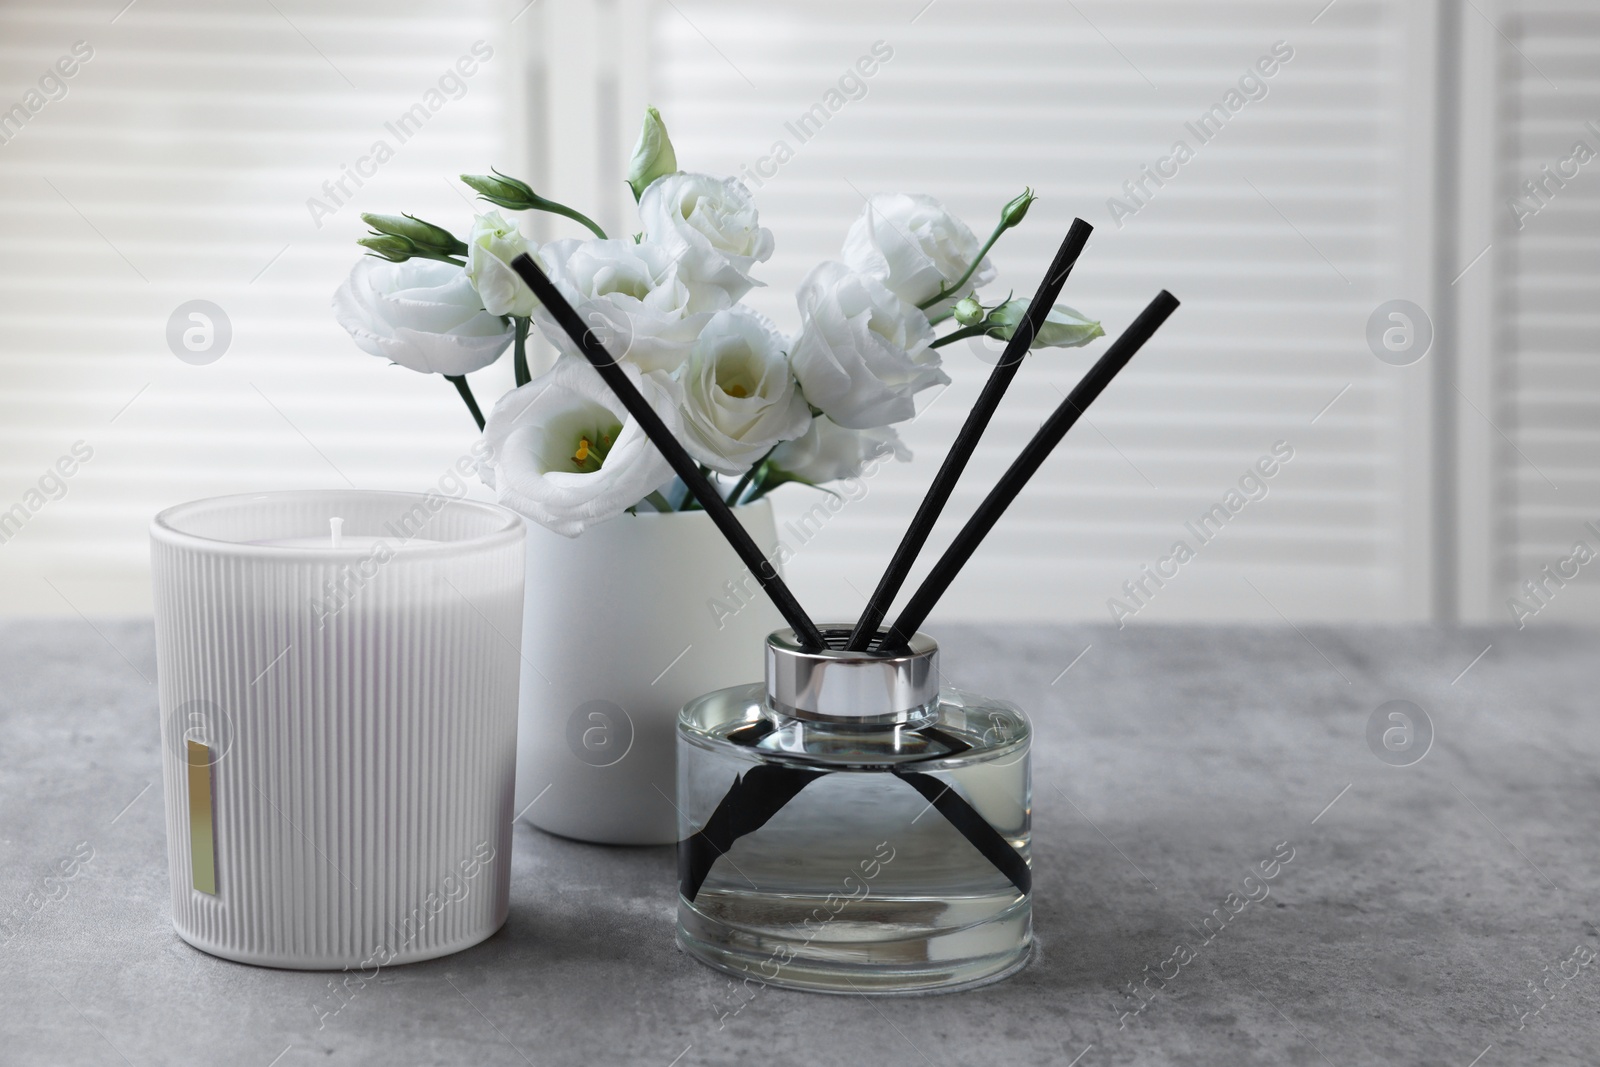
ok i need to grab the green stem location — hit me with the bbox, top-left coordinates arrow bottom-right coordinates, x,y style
644,490 -> 674,513
726,446 -> 780,506
513,316 -> 531,387
533,198 -> 608,240
446,374 -> 485,431
930,323 -> 993,350
916,220 -> 1008,311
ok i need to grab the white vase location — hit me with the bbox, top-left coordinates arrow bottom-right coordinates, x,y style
515,499 -> 784,845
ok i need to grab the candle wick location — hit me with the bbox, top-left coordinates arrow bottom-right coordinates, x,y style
329,517 -> 344,549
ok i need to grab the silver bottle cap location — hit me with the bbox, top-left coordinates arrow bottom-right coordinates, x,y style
765,626 -> 939,724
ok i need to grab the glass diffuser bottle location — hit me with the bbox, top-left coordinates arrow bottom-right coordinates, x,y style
676,625 -> 1032,994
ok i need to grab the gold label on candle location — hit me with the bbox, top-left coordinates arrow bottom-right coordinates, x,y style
186,740 -> 217,895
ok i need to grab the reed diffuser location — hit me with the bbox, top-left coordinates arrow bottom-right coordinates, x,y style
675,626 -> 1033,992
511,229 -> 1178,991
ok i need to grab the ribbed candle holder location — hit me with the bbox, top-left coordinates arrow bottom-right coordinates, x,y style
150,490 -> 524,969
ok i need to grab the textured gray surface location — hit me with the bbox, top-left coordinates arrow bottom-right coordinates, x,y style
2,618 -> 1597,1066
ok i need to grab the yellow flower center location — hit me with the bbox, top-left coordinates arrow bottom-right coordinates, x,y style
569,429 -> 617,474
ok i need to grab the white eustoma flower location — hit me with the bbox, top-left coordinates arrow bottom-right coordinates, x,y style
465,210 -> 539,317
638,173 -> 774,302
788,260 -> 943,429
841,192 -> 996,310
531,238 -> 724,375
332,258 -> 513,376
770,416 -> 910,485
477,355 -> 681,537
678,307 -> 812,475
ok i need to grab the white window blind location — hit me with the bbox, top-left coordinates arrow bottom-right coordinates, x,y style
11,0 -> 1578,629
1471,0 -> 1600,625
652,0 -> 1440,625
0,0 -> 513,616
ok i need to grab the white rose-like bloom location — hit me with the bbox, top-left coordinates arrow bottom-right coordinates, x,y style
477,355 -> 681,537
465,210 -> 539,317
332,258 -> 513,376
841,192 -> 996,310
770,416 -> 910,485
638,173 -> 774,303
789,260 -> 944,430
532,238 -> 725,374
678,306 -> 812,475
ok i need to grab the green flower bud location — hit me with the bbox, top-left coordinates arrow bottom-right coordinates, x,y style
459,170 -> 541,213
356,234 -> 416,262
987,299 -> 1104,349
461,168 -> 609,240
952,297 -> 987,327
999,187 -> 1036,230
359,213 -> 466,256
984,299 -> 1024,332
626,106 -> 678,201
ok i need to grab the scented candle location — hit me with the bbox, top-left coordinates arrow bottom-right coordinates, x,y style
150,490 -> 523,968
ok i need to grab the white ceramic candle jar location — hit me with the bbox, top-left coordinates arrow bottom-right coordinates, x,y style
150,490 -> 524,969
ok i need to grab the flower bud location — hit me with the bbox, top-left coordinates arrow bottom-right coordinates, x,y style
626,106 -> 679,201
356,234 -> 415,262
462,170 -> 608,240
984,298 -> 1025,333
360,213 -> 466,257
952,297 -> 987,327
986,298 -> 1104,349
460,171 -> 541,212
999,187 -> 1036,230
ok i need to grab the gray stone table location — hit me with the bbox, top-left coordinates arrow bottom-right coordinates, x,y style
2,619 -> 1597,1066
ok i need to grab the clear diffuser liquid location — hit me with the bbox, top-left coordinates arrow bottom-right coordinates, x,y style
677,683 -> 1032,993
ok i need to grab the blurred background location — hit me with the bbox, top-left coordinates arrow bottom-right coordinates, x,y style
0,0 -> 1594,628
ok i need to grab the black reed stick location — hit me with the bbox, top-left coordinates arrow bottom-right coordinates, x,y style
845,219 -> 1094,651
508,252 -> 826,650
880,290 -> 1180,649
